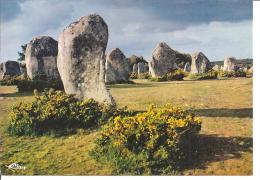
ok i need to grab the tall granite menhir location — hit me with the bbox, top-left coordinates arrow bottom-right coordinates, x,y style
25,36 -> 60,80
0,61 -> 21,80
57,14 -> 114,104
190,52 -> 211,74
223,57 -> 236,72
149,42 -> 178,77
105,48 -> 131,84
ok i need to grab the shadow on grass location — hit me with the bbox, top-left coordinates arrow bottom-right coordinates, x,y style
108,80 -> 202,89
0,91 -> 33,98
189,108 -> 253,118
182,134 -> 253,170
107,83 -> 159,89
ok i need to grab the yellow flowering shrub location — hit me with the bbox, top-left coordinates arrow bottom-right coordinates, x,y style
217,70 -> 246,78
90,104 -> 202,175
148,69 -> 185,82
8,90 -> 126,136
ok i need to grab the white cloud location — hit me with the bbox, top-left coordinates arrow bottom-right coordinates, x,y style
171,20 -> 252,60
106,20 -> 252,61
0,0 -> 252,62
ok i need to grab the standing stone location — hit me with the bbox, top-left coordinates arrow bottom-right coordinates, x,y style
0,61 -> 21,80
220,65 -> 224,71
190,52 -> 211,74
137,62 -> 148,74
223,57 -> 236,72
212,64 -> 220,71
149,42 -> 178,77
248,66 -> 253,73
25,36 -> 60,80
105,48 -> 131,84
128,55 -> 147,68
57,14 -> 114,104
18,61 -> 27,77
183,62 -> 191,72
132,64 -> 138,73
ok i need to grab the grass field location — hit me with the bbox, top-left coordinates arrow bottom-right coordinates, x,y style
0,78 -> 253,175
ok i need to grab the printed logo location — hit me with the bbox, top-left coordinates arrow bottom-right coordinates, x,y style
6,163 -> 26,170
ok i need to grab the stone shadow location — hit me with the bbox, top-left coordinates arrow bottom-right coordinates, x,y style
182,134 -> 253,170
189,108 -> 253,118
0,91 -> 33,98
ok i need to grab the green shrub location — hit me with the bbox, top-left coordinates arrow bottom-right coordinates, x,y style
130,72 -> 151,79
90,104 -> 202,175
138,72 -> 151,79
148,76 -> 166,82
217,70 -> 246,78
148,69 -> 185,82
188,70 -> 218,80
0,75 -> 26,86
8,90 -> 126,136
0,75 -> 64,91
130,72 -> 138,79
164,69 -> 185,81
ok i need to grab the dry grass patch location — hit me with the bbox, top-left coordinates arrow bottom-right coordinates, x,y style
0,78 -> 252,175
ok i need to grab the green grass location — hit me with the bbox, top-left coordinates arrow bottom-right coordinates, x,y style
0,78 -> 252,175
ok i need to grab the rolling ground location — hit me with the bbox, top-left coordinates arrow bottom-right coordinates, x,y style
0,78 -> 253,175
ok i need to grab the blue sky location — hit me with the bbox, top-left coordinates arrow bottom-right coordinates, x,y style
0,0 -> 252,62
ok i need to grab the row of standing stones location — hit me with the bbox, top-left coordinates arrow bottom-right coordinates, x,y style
0,13 -> 253,105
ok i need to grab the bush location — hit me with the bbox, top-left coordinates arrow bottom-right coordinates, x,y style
90,104 -> 202,175
217,70 -> 246,78
148,76 -> 165,82
0,75 -> 64,91
164,69 -> 185,81
188,70 -> 218,80
0,75 -> 26,86
148,69 -> 185,82
148,69 -> 184,82
130,72 -> 138,79
138,72 -> 151,79
8,90 -> 127,136
130,72 -> 151,79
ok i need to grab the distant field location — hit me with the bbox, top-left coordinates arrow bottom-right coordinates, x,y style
0,78 -> 253,175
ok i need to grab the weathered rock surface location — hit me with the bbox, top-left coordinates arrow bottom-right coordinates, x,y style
0,61 -> 21,80
175,51 -> 192,68
183,62 -> 191,72
57,14 -> 114,104
137,62 -> 148,74
25,36 -> 60,80
248,66 -> 253,73
223,57 -> 236,72
132,64 -> 138,73
190,52 -> 211,74
19,61 -> 27,76
105,48 -> 131,84
149,42 -> 178,77
128,55 -> 147,68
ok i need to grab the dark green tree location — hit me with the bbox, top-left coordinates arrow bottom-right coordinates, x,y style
17,44 -> 27,61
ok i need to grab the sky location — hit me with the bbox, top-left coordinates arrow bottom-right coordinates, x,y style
0,0 -> 252,62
